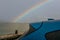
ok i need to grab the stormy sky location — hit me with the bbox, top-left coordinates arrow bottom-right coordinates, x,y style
0,0 -> 60,23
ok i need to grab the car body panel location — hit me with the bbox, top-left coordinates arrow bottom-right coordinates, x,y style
20,20 -> 60,40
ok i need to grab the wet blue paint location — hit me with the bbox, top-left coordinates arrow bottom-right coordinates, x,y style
20,20 -> 60,40
30,22 -> 42,29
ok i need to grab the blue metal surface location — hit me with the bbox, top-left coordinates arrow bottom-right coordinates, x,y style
20,20 -> 60,40
30,22 -> 42,29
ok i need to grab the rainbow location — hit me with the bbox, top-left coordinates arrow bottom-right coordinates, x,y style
13,0 -> 52,22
